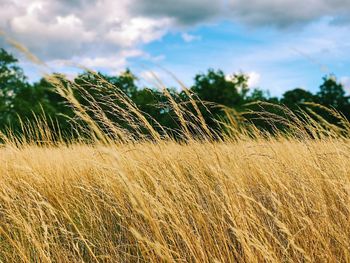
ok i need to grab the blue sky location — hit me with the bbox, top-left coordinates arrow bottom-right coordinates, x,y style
132,18 -> 350,96
1,0 -> 350,96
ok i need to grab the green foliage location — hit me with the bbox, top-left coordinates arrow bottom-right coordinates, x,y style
191,69 -> 246,107
317,75 -> 348,108
281,88 -> 315,109
0,48 -> 27,125
1,47 -> 350,139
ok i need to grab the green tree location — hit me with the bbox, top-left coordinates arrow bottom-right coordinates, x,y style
74,69 -> 138,97
246,88 -> 274,102
191,69 -> 247,108
281,88 -> 315,110
317,75 -> 348,109
0,48 -> 28,126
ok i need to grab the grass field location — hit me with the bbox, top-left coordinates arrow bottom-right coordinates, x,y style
1,136 -> 350,262
1,77 -> 350,262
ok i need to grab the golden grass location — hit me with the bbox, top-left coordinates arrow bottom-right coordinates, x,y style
0,137 -> 350,262
0,66 -> 350,261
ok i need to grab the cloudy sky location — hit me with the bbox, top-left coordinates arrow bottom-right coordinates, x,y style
1,0 -> 350,96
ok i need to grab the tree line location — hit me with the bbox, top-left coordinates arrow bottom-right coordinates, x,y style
1,48 -> 349,140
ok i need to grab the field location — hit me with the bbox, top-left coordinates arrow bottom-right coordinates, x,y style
0,75 -> 350,262
1,2 -> 350,261
1,136 -> 350,262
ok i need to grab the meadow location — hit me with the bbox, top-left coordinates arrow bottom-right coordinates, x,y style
1,75 -> 350,262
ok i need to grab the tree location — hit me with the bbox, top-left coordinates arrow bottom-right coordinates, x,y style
133,87 -> 179,133
246,88 -> 271,102
74,69 -> 138,97
0,48 -> 28,125
191,69 -> 248,108
3,46 -> 350,139
317,75 -> 348,109
281,88 -> 315,110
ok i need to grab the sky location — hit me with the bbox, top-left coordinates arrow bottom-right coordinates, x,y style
1,0 -> 350,96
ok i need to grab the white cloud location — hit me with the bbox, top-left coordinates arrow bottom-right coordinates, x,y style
2,0 -> 350,83
3,0 -> 350,62
78,56 -> 128,69
45,49 -> 148,77
105,17 -> 172,47
340,76 -> 350,93
247,71 -> 261,88
0,0 -> 173,68
181,33 -> 201,43
225,71 -> 260,89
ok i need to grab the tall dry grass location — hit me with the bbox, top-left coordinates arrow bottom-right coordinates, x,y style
0,73 -> 350,262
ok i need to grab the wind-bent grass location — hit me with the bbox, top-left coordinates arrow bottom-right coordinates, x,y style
1,139 -> 350,262
1,73 -> 350,262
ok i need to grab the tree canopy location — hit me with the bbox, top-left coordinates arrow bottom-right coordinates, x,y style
0,48 -> 349,139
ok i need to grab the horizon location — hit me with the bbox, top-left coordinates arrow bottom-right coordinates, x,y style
1,0 -> 350,96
